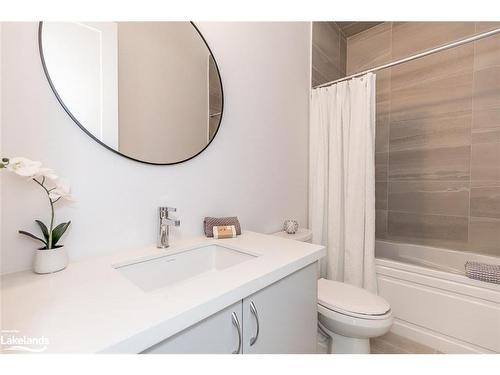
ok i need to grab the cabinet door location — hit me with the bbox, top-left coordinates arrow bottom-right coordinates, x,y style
142,301 -> 243,354
242,263 -> 318,354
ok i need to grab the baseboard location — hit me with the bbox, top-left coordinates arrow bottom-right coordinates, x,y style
391,319 -> 496,354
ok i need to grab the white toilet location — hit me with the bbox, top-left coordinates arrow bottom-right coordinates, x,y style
273,228 -> 393,354
317,278 -> 392,353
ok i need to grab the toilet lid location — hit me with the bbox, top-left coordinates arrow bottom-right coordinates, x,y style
318,278 -> 391,317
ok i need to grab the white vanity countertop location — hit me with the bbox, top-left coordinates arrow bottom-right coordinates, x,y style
1,231 -> 325,353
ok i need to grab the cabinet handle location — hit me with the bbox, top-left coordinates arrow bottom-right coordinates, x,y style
249,301 -> 260,346
231,312 -> 242,354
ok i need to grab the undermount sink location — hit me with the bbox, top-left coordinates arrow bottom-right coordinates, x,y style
114,244 -> 258,292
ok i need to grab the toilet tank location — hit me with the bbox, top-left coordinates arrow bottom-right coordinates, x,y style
272,228 -> 313,243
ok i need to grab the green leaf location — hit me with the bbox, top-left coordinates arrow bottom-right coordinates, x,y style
51,221 -> 71,247
35,220 -> 49,242
19,230 -> 47,246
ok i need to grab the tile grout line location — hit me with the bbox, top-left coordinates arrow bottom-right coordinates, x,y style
386,209 -> 470,219
468,23 -> 477,248
388,142 -> 472,153
385,178 -> 472,183
385,22 -> 393,237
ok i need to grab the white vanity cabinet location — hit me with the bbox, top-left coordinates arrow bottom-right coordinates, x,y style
142,302 -> 243,354
242,263 -> 317,353
142,263 -> 318,354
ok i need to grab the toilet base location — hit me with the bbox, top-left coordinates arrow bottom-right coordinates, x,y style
329,332 -> 370,354
319,321 -> 371,354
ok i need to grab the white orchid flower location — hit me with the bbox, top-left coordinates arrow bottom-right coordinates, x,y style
6,157 -> 43,178
49,178 -> 73,201
2,156 -> 74,250
35,167 -> 58,181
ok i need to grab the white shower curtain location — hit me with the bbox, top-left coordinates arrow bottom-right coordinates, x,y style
309,73 -> 377,292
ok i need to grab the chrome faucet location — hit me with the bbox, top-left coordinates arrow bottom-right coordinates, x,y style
157,207 -> 180,248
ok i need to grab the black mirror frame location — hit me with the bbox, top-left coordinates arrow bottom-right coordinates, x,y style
38,21 -> 224,166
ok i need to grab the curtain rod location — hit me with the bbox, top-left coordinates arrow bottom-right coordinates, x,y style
313,27 -> 500,89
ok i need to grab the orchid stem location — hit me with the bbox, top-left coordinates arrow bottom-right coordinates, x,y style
32,177 -> 55,249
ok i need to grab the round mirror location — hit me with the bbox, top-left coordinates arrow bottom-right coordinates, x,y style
39,22 -> 223,165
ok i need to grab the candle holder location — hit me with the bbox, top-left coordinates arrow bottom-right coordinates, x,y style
283,220 -> 299,234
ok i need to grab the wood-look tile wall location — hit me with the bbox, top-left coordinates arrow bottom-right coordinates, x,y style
312,22 -> 346,87
347,22 -> 500,256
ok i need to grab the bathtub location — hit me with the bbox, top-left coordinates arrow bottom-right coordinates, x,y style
375,240 -> 500,354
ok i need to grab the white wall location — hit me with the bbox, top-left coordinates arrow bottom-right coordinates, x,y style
0,22 -> 311,274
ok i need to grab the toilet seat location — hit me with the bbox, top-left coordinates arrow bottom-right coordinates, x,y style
318,302 -> 393,343
318,278 -> 391,320
317,279 -> 393,349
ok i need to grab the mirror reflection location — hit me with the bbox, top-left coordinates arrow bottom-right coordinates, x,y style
40,22 -> 223,164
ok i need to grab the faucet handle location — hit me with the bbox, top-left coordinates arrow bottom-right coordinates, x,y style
159,206 -> 176,214
158,207 -> 177,220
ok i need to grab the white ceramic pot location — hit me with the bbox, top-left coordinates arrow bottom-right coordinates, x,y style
33,246 -> 68,274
